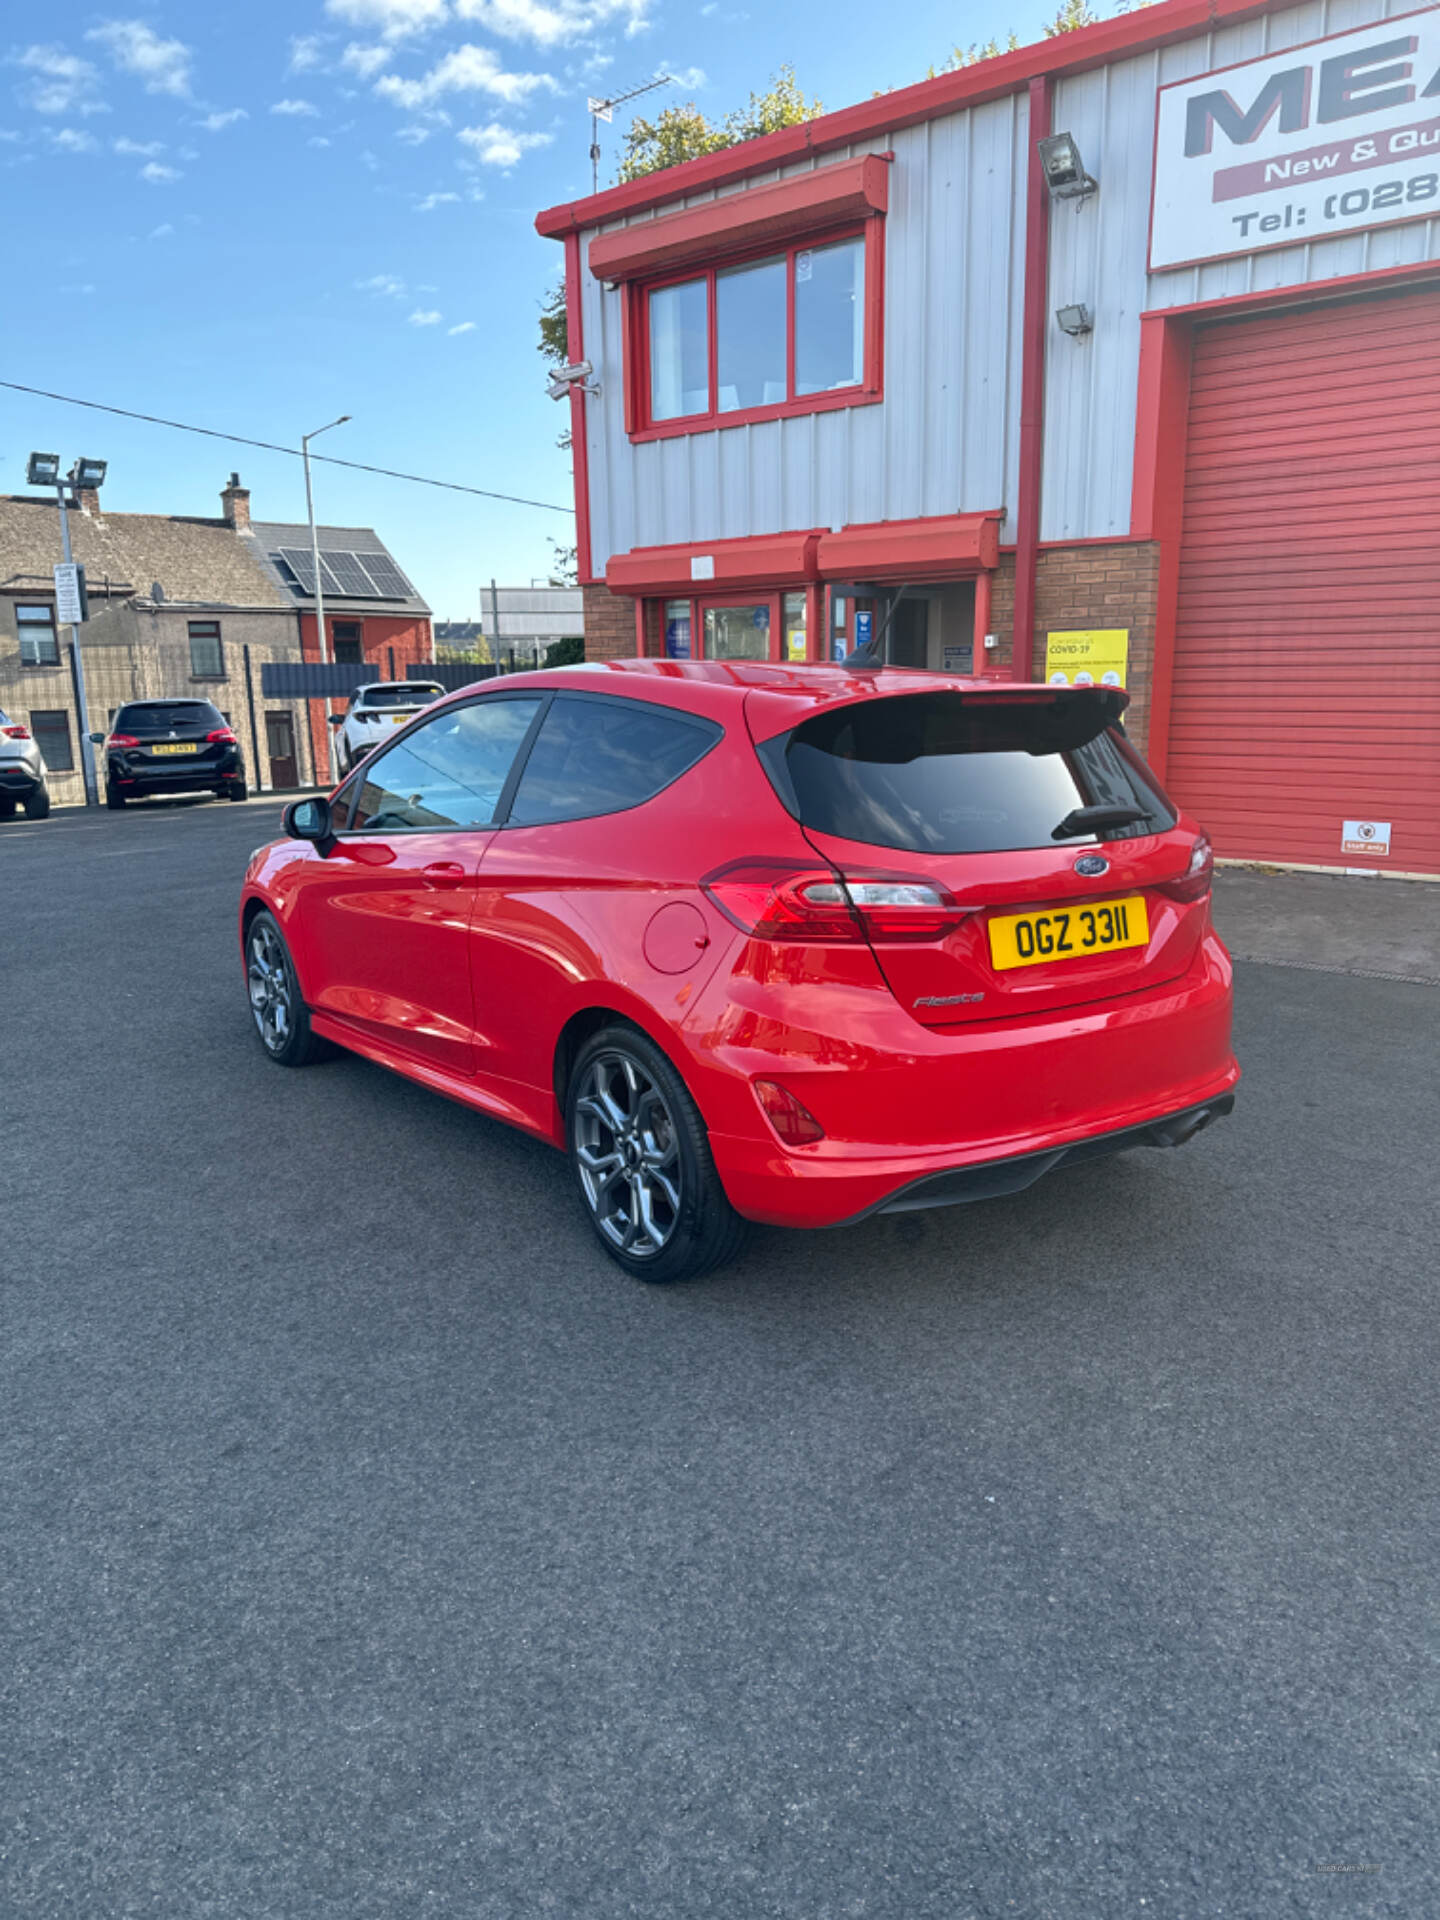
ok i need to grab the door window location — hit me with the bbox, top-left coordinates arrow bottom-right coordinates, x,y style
507,694 -> 721,827
704,603 -> 772,662
352,697 -> 541,833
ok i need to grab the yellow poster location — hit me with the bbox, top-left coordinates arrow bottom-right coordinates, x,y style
1045,628 -> 1129,689
786,629 -> 807,662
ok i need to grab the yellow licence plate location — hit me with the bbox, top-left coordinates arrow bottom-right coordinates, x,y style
151,742 -> 197,755
988,895 -> 1149,970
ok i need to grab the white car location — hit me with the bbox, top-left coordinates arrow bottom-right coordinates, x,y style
331,681 -> 446,776
0,709 -> 52,820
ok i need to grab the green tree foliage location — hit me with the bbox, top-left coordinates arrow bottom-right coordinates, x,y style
935,0 -> 1107,70
538,280 -> 568,370
1043,0 -> 1101,33
934,33 -> 1020,73
617,65 -> 823,183
545,635 -> 586,667
547,540 -> 578,587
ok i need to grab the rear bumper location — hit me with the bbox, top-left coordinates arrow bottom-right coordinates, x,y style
703,932 -> 1237,1228
0,764 -> 43,796
108,756 -> 242,794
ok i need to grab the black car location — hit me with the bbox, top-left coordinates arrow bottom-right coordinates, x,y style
97,700 -> 248,808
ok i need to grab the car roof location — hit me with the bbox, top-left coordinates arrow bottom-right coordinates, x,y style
355,680 -> 443,693
426,658 -> 1128,735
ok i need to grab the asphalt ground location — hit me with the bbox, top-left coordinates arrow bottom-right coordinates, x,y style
3,797 -> 1438,1918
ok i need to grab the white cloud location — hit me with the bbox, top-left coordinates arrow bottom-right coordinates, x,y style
361,147 -> 380,169
271,98 -> 320,116
0,129 -> 23,142
140,159 -> 180,182
375,45 -> 554,109
325,0 -> 449,39
667,65 -> 706,88
87,21 -> 192,98
408,307 -> 443,324
395,122 -> 430,143
197,107 -> 247,131
417,189 -> 460,209
308,134 -> 332,147
356,272 -> 406,295
149,221 -> 174,238
113,135 -> 163,155
340,42 -> 392,79
454,0 -> 652,48
448,320 -> 476,334
289,34 -> 327,73
12,45 -> 106,116
457,119 -> 552,166
51,126 -> 98,152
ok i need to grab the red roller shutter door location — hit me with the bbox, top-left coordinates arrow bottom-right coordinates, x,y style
1169,290 -> 1440,876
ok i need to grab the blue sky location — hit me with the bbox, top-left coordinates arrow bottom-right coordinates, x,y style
4,0 -> 1065,620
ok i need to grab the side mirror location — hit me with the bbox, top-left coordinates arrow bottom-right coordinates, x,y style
327,714 -> 345,727
88,731 -> 105,744
282,796 -> 335,852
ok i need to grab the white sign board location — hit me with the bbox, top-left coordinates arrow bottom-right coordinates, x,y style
1151,9 -> 1440,271
53,561 -> 85,626
1341,819 -> 1392,857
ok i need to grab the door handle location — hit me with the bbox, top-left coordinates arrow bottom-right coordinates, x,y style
422,862 -> 467,889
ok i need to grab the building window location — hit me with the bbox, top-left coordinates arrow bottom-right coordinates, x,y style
640,230 -> 873,435
663,599 -> 692,659
17,604 -> 60,667
331,621 -> 363,663
188,620 -> 225,678
704,602 -> 772,663
30,709 -> 74,771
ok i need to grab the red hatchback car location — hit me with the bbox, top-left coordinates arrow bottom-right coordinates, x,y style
239,662 -> 1237,1282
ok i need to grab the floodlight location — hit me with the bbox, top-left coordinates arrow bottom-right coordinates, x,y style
1056,304 -> 1094,337
27,452 -> 61,487
73,458 -> 108,489
1038,132 -> 1097,200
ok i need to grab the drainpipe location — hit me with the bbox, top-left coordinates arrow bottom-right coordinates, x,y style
1012,73 -> 1053,682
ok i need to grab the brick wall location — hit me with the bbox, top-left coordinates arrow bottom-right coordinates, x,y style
582,582 -> 636,661
990,542 -> 1160,752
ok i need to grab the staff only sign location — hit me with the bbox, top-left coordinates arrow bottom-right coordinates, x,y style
1151,10 -> 1440,270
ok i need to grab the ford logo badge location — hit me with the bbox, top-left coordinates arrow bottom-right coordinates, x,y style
1074,854 -> 1110,877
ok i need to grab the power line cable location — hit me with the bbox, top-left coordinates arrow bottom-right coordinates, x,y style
0,379 -> 574,515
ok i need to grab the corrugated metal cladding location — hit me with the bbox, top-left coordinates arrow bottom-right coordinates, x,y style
1167,290 -> 1440,873
579,0 -> 1440,568
580,102 -> 1031,571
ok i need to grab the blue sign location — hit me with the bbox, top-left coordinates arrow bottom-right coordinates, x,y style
854,611 -> 873,653
665,612 -> 691,659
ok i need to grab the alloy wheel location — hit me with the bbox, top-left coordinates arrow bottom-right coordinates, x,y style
573,1050 -> 682,1258
247,921 -> 293,1054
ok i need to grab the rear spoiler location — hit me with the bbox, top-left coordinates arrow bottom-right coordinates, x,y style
745,681 -> 1128,749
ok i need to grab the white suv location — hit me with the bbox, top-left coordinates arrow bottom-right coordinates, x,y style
331,681 -> 445,776
0,709 -> 52,820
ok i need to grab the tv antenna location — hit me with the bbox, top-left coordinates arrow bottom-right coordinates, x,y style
587,74 -> 676,193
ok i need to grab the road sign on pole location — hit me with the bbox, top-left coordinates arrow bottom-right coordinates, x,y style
54,561 -> 88,627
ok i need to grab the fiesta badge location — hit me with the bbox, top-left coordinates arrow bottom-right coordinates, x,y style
1074,854 -> 1110,877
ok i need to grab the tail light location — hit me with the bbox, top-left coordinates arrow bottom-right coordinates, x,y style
703,860 -> 969,945
206,727 -> 237,745
1157,833 -> 1213,904
106,733 -> 140,748
2,724 -> 31,739
754,1079 -> 825,1145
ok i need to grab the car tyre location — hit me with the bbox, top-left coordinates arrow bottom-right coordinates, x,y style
23,787 -> 50,820
245,910 -> 332,1067
0,796 -> 17,819
566,1024 -> 747,1284
105,781 -> 126,810
227,783 -> 248,802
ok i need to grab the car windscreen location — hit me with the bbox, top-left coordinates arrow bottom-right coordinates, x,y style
360,685 -> 443,709
115,703 -> 225,734
756,691 -> 1176,854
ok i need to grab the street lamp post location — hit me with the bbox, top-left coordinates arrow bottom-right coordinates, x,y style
29,452 -> 106,807
301,415 -> 351,784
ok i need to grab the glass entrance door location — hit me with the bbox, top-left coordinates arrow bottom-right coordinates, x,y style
702,599 -> 774,662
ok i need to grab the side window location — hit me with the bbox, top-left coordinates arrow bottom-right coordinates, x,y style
327,771 -> 361,830
507,695 -> 720,828
352,697 -> 542,833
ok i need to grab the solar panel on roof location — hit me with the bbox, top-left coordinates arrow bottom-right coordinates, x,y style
323,552 -> 383,597
356,553 -> 413,598
277,547 -> 320,592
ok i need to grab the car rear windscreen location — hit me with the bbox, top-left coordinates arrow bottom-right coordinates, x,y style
756,691 -> 1176,854
362,685 -> 443,709
116,702 -> 225,734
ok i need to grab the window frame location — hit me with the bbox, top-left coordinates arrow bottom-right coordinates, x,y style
187,618 -> 226,680
29,708 -> 75,772
16,603 -> 61,668
625,216 -> 884,442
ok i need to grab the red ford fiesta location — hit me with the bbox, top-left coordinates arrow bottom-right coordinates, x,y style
239,662 -> 1237,1282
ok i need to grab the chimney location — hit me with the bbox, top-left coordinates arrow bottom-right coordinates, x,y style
77,488 -> 101,518
220,471 -> 251,531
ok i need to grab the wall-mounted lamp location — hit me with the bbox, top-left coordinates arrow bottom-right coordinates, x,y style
1038,131 -> 1097,200
1055,304 -> 1094,337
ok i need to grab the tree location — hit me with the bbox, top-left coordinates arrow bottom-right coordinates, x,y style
538,280 -> 568,370
935,0 -> 1105,70
545,635 -> 585,668
548,539 -> 578,587
618,65 -> 823,183
934,33 -> 1020,73
1043,0 -> 1101,32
